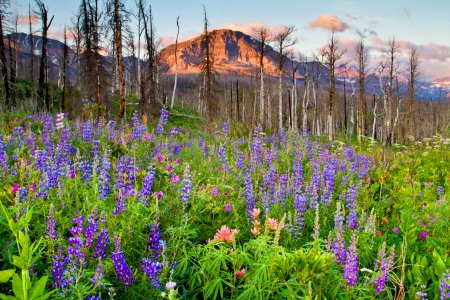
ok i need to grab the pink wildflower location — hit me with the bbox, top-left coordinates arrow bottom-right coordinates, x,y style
176,158 -> 181,164
144,133 -> 152,140
225,202 -> 231,211
252,208 -> 261,218
418,232 -> 429,240
211,186 -> 218,197
157,155 -> 163,162
236,268 -> 245,278
214,225 -> 233,243
156,191 -> 164,199
267,218 -> 278,230
12,184 -> 19,194
251,228 -> 260,236
232,229 -> 239,236
70,171 -> 76,179
393,227 -> 399,234
171,175 -> 180,184
252,220 -> 261,227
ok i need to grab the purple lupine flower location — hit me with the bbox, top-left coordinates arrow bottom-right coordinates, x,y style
276,174 -> 289,205
217,145 -> 230,173
46,204 -> 57,240
260,164 -> 277,209
244,169 -> 256,220
91,261 -> 104,286
291,150 -> 304,193
221,122 -> 230,136
331,202 -> 346,264
156,106 -> 169,135
0,134 -> 8,170
235,151 -> 245,170
180,167 -> 192,205
139,167 -> 155,205
142,223 -> 163,289
51,244 -> 69,290
79,159 -> 93,182
67,215 -> 86,267
131,112 -> 145,141
437,186 -> 444,196
293,192 -> 308,230
111,233 -> 134,289
343,234 -> 359,286
82,120 -> 93,142
98,150 -> 112,200
373,243 -> 396,294
84,207 -> 99,248
86,296 -> 101,300
416,285 -> 428,300
440,271 -> 450,300
250,126 -> 263,169
321,158 -> 338,205
114,156 -> 137,197
113,191 -> 127,215
345,185 -> 358,229
94,211 -> 109,259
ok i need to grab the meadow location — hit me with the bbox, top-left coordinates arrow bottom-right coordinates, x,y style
0,107 -> 449,300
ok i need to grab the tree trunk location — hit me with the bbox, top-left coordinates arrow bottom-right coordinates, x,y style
115,0 -> 126,118
8,35 -> 16,107
0,8 -> 10,109
170,17 -> 179,109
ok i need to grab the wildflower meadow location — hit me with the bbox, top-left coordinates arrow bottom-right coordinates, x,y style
0,108 -> 449,299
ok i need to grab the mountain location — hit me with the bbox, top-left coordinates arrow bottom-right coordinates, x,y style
159,29 -> 325,79
5,30 -> 449,100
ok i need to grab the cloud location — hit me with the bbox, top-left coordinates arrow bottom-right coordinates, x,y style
17,14 -> 39,26
216,21 -> 289,38
160,30 -> 202,47
345,13 -> 361,21
307,14 -> 350,32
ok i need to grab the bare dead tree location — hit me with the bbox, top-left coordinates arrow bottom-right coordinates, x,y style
199,5 -> 216,124
0,0 -> 10,109
28,3 -> 34,86
288,50 -> 300,130
274,25 -> 297,130
138,0 -> 158,119
61,25 -> 69,112
105,0 -> 129,118
170,16 -> 179,109
354,37 -> 369,142
384,37 -> 400,145
253,25 -> 271,127
320,32 -> 345,141
301,57 -> 310,132
8,34 -> 15,107
35,0 -> 54,111
89,0 -> 102,119
406,46 -> 421,138
70,14 -> 82,91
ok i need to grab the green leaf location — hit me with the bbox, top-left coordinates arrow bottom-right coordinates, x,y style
435,256 -> 446,278
28,276 -> 48,300
12,256 -> 26,270
33,290 -> 54,300
0,270 -> 15,283
25,208 -> 33,224
12,274 -> 24,300
0,293 -> 17,300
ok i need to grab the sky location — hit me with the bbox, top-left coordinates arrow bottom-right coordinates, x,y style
11,0 -> 450,81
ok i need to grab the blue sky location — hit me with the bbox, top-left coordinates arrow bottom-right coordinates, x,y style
12,0 -> 450,80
